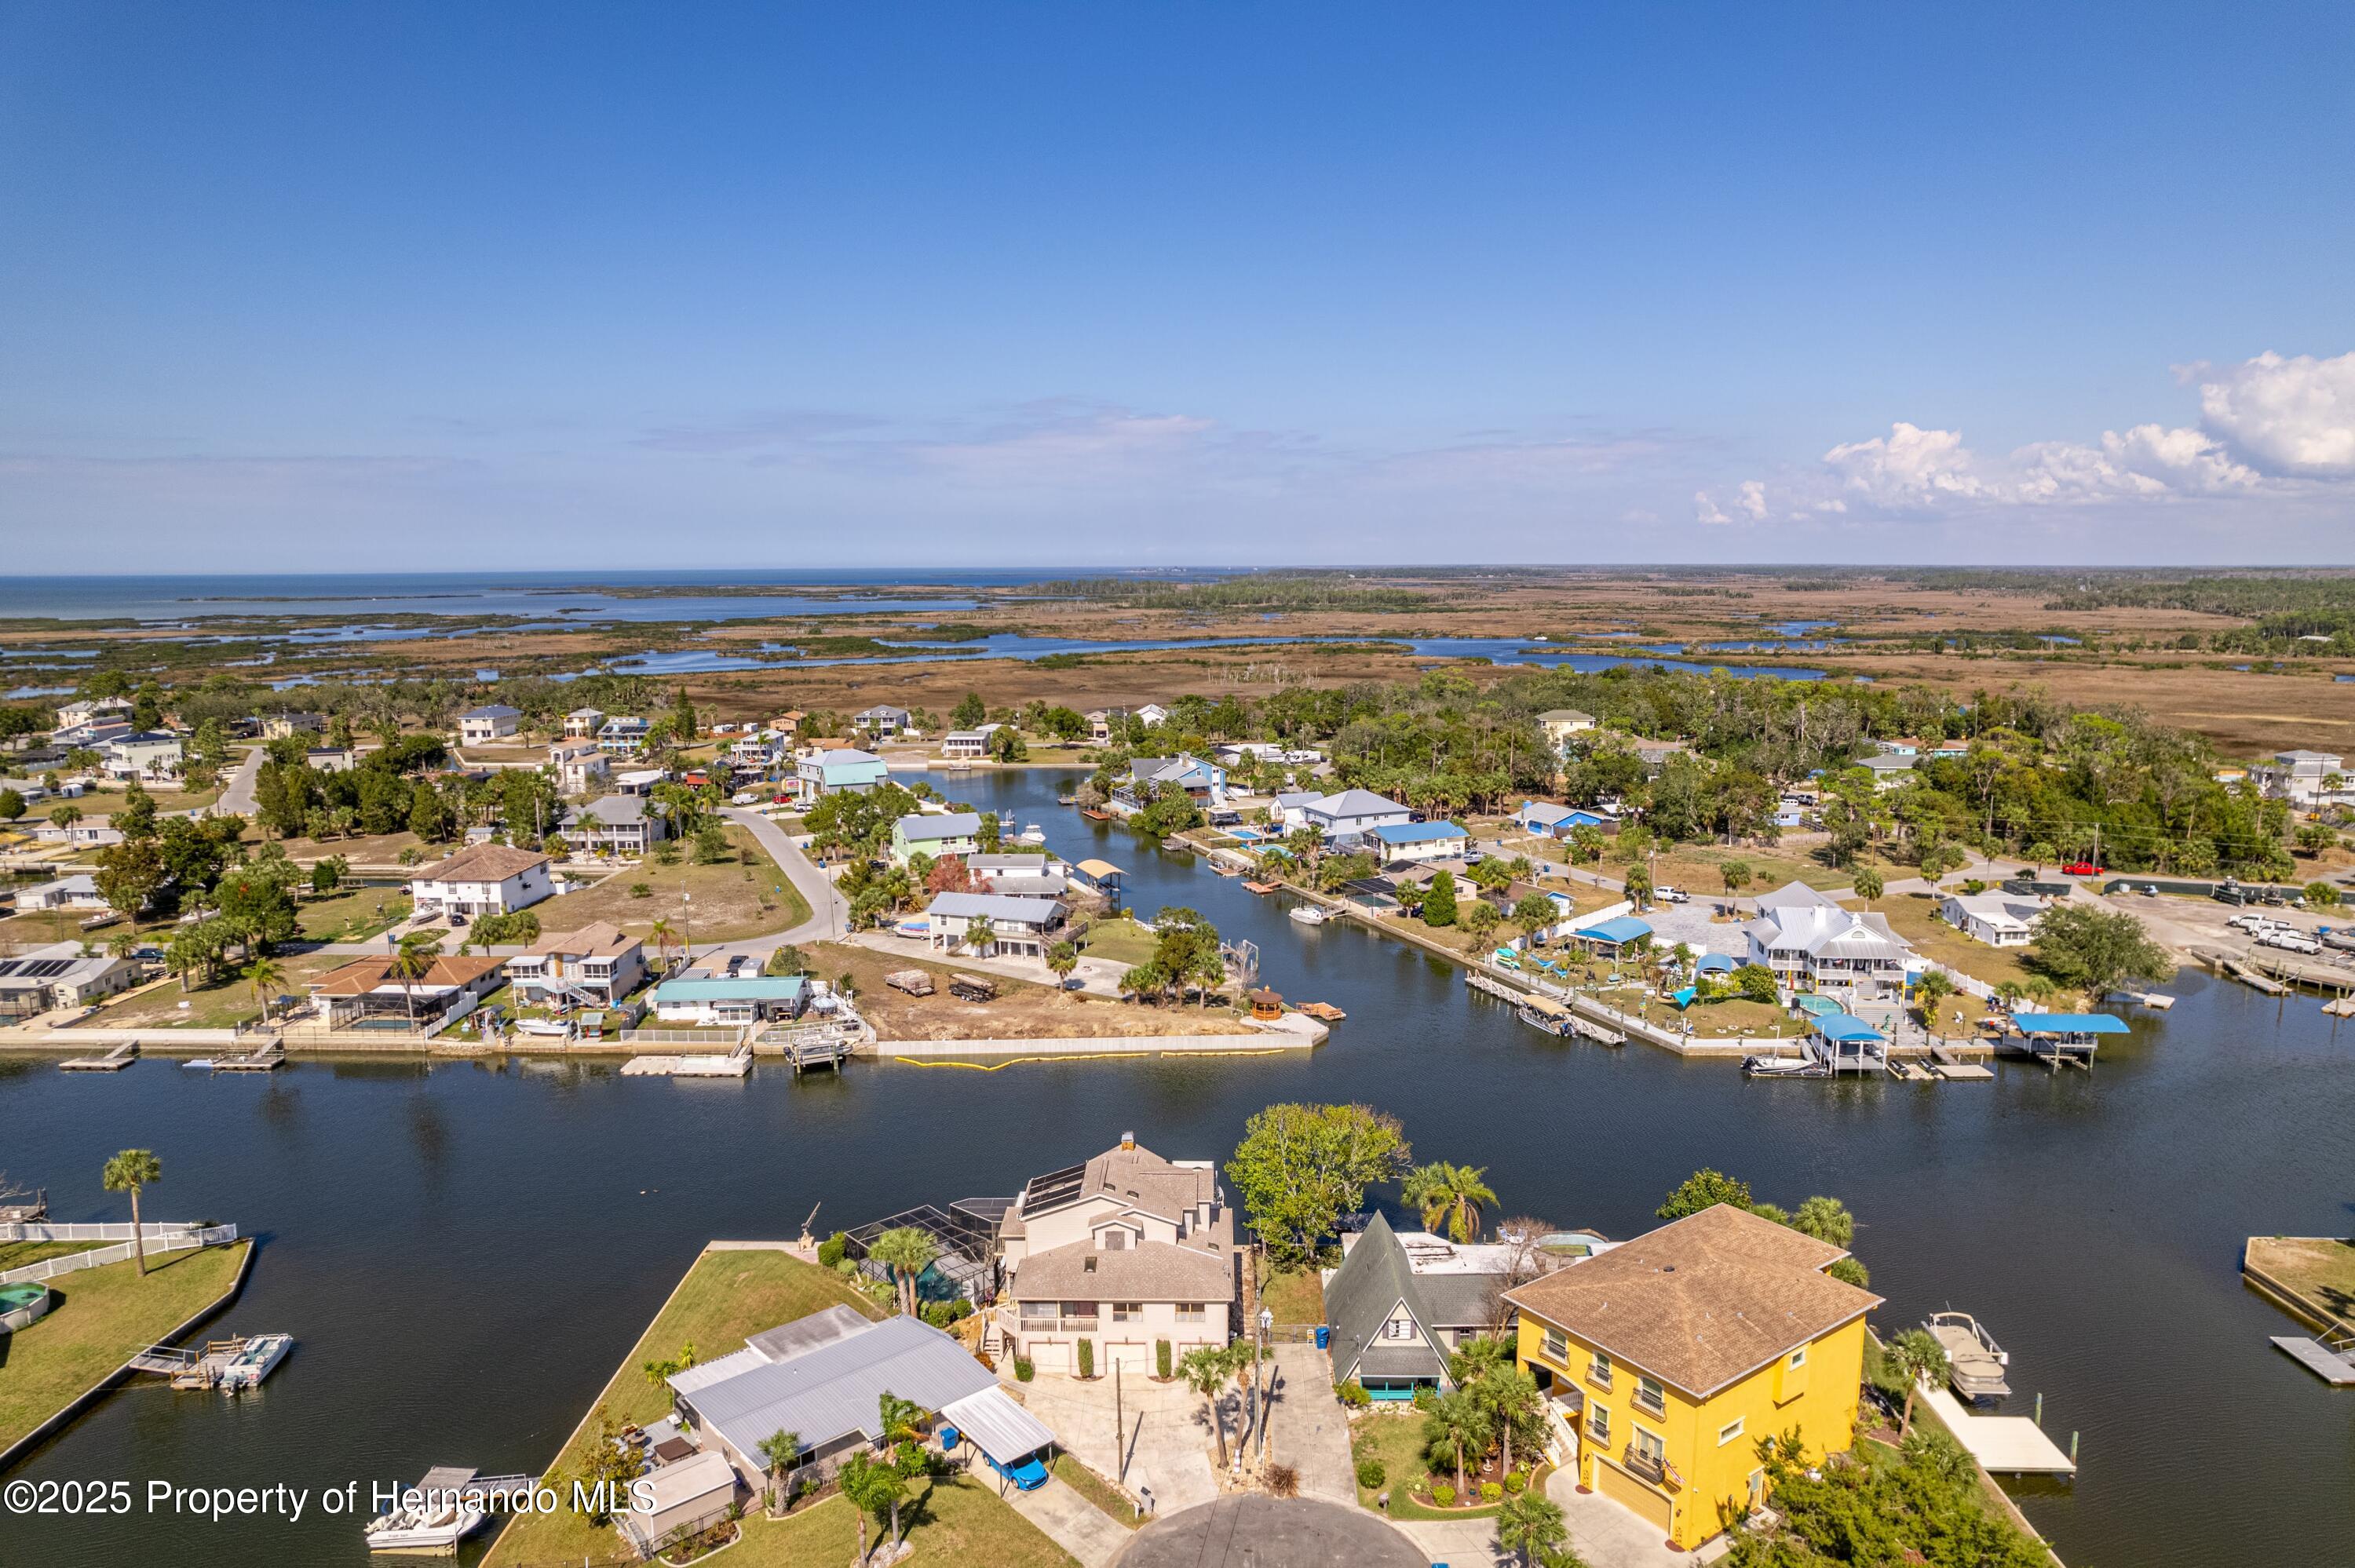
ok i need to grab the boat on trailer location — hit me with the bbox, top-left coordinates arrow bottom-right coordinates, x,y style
1923,1310 -> 2011,1400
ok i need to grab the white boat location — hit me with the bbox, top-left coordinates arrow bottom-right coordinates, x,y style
1288,905 -> 1331,926
366,1475 -> 489,1555
1743,1053 -> 1828,1078
217,1331 -> 294,1391
1924,1311 -> 2011,1400
514,1018 -> 571,1037
1014,823 -> 1047,846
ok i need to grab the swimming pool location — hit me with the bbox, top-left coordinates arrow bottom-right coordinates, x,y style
1,1282 -> 54,1331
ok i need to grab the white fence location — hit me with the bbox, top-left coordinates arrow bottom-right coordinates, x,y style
0,1223 -> 239,1285
420,994 -> 480,1040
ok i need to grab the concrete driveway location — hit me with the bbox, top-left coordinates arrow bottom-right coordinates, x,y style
1011,1371 -> 1225,1519
1001,1473 -> 1134,1568
1265,1344 -> 1355,1504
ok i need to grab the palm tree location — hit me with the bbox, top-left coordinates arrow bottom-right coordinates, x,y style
1852,865 -> 1885,903
1911,968 -> 1956,1028
389,932 -> 440,1028
648,917 -> 679,975
1720,859 -> 1753,902
1496,1492 -> 1572,1568
1179,1344 -> 1243,1468
1422,1386 -> 1492,1499
1477,1366 -> 1544,1478
1884,1328 -> 1952,1439
1045,942 -> 1079,987
101,1149 -> 162,1276
756,1428 -> 801,1509
1791,1195 -> 1855,1249
1623,863 -> 1653,909
242,956 -> 285,1024
836,1449 -> 896,1563
1403,1162 -> 1499,1242
875,1392 -> 926,1541
966,916 -> 996,957
869,1227 -> 939,1316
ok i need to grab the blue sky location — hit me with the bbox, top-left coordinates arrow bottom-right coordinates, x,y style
4,2 -> 2351,569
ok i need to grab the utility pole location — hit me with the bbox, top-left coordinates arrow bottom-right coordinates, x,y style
1115,1359 -> 1125,1484
1258,1307 -> 1273,1464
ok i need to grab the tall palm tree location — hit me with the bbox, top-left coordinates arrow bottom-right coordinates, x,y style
1884,1328 -> 1952,1439
101,1149 -> 162,1276
875,1391 -> 925,1541
242,957 -> 285,1025
1045,942 -> 1079,987
389,932 -> 440,1029
835,1451 -> 892,1563
1179,1344 -> 1241,1468
1478,1366 -> 1543,1477
647,917 -> 679,975
1423,1387 -> 1492,1499
1403,1162 -> 1499,1242
868,1227 -> 939,1316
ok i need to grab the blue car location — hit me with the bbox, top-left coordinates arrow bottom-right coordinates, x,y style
987,1448 -> 1051,1491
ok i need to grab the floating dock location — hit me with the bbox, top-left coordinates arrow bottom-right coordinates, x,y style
2272,1336 -> 2355,1384
60,1040 -> 138,1071
620,1048 -> 752,1078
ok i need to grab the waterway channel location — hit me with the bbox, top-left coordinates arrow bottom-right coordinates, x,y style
4,767 -> 2350,1567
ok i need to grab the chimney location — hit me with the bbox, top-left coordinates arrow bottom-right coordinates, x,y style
1119,1130 -> 1135,1150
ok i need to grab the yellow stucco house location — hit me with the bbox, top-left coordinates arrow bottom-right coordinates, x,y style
1502,1204 -> 1881,1552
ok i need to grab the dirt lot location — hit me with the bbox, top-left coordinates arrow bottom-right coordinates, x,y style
82,954 -> 341,1030
813,941 -> 1254,1039
552,826 -> 810,944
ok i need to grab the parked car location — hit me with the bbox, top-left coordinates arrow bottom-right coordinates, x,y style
2258,929 -> 2322,954
2061,861 -> 2104,876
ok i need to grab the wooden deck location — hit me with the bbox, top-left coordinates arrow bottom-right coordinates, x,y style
1918,1383 -> 2076,1474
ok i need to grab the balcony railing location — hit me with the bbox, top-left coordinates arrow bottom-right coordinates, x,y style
1622,1447 -> 1667,1485
1060,1317 -> 1100,1332
1632,1387 -> 1667,1419
1018,1318 -> 1059,1333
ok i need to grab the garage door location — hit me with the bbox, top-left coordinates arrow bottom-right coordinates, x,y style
1028,1340 -> 1071,1374
1105,1340 -> 1152,1373
1597,1460 -> 1674,1535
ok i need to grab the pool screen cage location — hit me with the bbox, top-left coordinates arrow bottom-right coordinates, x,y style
843,1204 -> 1001,1304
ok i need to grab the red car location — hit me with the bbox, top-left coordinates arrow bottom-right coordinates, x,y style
2061,861 -> 2104,875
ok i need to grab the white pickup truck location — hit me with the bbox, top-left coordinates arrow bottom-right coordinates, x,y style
2256,928 -> 2323,955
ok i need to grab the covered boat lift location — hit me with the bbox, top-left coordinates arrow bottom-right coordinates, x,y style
2007,1012 -> 2129,1068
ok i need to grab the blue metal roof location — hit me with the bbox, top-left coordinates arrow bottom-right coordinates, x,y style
1572,916 -> 1652,944
652,976 -> 809,1003
1371,820 -> 1470,844
2011,1013 -> 2131,1034
1695,953 -> 1738,973
1816,1014 -> 1885,1042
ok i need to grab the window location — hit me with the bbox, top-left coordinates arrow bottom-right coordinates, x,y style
1385,1314 -> 1415,1340
1588,1351 -> 1613,1390
1101,1229 -> 1128,1250
1788,1347 -> 1807,1369
1634,1376 -> 1666,1417
1718,1417 -> 1746,1446
1541,1326 -> 1568,1363
1061,1301 -> 1096,1319
1175,1303 -> 1207,1323
1112,1302 -> 1142,1323
1586,1404 -> 1611,1444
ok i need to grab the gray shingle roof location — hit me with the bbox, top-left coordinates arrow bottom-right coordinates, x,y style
1010,1238 -> 1236,1304
1323,1213 -> 1450,1385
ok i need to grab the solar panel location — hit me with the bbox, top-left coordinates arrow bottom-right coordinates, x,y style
20,960 -> 71,979
0,961 -> 25,978
1020,1161 -> 1090,1216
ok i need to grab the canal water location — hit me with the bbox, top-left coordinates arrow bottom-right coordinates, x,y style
5,767 -> 2350,1567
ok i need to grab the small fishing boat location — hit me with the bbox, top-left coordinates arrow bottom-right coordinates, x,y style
1288,905 -> 1331,926
365,1471 -> 491,1555
217,1332 -> 294,1392
1056,793 -> 1079,807
1212,860 -> 1243,877
1923,1311 -> 2011,1400
1743,1053 -> 1828,1078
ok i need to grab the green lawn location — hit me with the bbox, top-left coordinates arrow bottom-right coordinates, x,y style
294,886 -> 412,943
2248,1236 -> 2355,1328
0,1242 -> 252,1453
1349,1408 -> 1547,1520
483,1249 -> 884,1566
1052,1453 -> 1142,1528
1260,1266 -> 1326,1326
1076,916 -> 1159,968
0,1239 -> 103,1271
724,1476 -> 1080,1567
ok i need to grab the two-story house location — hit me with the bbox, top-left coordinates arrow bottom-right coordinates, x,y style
564,706 -> 606,739
598,716 -> 653,755
923,891 -> 1066,959
1741,881 -> 1914,1003
854,705 -> 912,738
557,793 -> 668,857
890,811 -> 983,865
406,843 -> 553,919
458,704 -> 523,745
100,731 -> 183,780
550,742 -> 612,793
1110,754 -> 1228,817
1324,1213 -> 1592,1401
506,921 -> 648,1007
1505,1205 -> 1880,1552
994,1134 -> 1238,1374
1302,788 -> 1413,841
798,748 -> 888,797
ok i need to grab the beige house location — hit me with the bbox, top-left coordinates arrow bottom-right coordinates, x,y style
994,1134 -> 1238,1374
406,842 -> 553,918
506,921 -> 648,1006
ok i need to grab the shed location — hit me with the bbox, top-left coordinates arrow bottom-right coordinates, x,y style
619,1450 -> 739,1556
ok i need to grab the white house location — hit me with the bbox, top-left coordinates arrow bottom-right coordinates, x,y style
550,742 -> 612,793
2253,749 -> 2355,809
993,1133 -> 1238,1375
54,696 -> 133,731
1940,891 -> 2043,947
507,921 -> 648,1007
941,731 -> 989,760
558,794 -> 668,857
1741,881 -> 1915,1001
305,746 -> 358,774
1302,788 -> 1414,841
1136,703 -> 1170,727
406,843 -> 553,918
1536,709 -> 1597,750
1857,753 -> 1919,792
13,873 -> 107,910
100,731 -> 183,780
649,975 -> 809,1026
855,705 -> 912,738
1112,754 -> 1228,815
923,891 -> 1067,960
458,705 -> 523,745
0,942 -> 140,1017
1371,820 -> 1471,863
564,706 -> 606,739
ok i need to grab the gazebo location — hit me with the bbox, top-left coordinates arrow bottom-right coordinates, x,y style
1247,986 -> 1284,1021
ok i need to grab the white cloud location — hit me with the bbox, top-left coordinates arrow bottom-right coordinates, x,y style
1820,421 -> 1992,508
2197,350 -> 2355,475
1734,479 -> 1769,520
1693,489 -> 1731,525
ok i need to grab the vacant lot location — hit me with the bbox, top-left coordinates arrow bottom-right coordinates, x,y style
0,1242 -> 252,1453
481,1249 -> 882,1567
294,886 -> 411,943
550,826 -> 810,944
82,955 -> 339,1030
820,942 -> 1254,1039
2247,1236 -> 2355,1329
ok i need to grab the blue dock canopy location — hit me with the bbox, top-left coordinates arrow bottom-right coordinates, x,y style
2011,1013 -> 2130,1036
1816,1014 -> 1886,1043
1571,916 -> 1652,946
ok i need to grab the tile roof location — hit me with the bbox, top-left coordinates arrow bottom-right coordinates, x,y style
523,921 -> 640,959
1010,1238 -> 1236,1304
410,843 -> 551,884
309,954 -> 505,997
1503,1205 -> 1880,1399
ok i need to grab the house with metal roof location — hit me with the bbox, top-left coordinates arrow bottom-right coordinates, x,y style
649,975 -> 809,1026
1302,788 -> 1413,841
1112,754 -> 1229,816
796,747 -> 889,797
669,1311 -> 1053,1487
922,891 -> 1068,959
1371,819 -> 1470,863
457,704 -> 523,745
889,811 -> 983,865
1513,799 -> 1614,837
1741,881 -> 1913,1001
557,793 -> 669,858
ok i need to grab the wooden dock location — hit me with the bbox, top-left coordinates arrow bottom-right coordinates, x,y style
1464,972 -> 1528,1003
1918,1382 -> 2076,1475
60,1040 -> 138,1071
210,1040 -> 284,1071
2272,1336 -> 2355,1384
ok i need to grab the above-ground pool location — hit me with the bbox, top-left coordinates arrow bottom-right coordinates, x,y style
1,1282 -> 54,1331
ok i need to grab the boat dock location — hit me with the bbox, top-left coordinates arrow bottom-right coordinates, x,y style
60,1039 -> 139,1071
1917,1382 -> 2076,1475
620,1042 -> 753,1078
129,1335 -> 272,1390
2272,1333 -> 2355,1384
206,1040 -> 285,1072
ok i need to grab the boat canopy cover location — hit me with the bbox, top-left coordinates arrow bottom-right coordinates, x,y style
1572,916 -> 1652,945
1694,953 -> 1738,974
2010,1013 -> 2130,1035
939,1386 -> 1057,1467
1816,1015 -> 1886,1043
1521,996 -> 1570,1018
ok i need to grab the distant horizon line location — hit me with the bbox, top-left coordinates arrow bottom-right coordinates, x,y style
10,562 -> 2351,581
